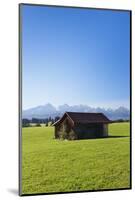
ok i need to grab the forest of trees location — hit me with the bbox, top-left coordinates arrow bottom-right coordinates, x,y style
22,116 -> 129,127
22,116 -> 60,127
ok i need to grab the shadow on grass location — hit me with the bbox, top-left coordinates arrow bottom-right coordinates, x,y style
54,135 -> 129,141
107,135 -> 129,138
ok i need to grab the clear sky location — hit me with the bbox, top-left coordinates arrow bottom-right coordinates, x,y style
21,5 -> 130,110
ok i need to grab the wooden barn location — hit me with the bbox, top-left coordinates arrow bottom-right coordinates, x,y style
53,112 -> 111,140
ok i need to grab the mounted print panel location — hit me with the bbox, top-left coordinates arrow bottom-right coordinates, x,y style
19,3 -> 131,196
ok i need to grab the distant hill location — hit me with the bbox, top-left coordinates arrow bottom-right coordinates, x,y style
22,103 -> 130,120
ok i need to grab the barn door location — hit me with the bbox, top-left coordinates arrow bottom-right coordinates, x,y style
96,124 -> 103,137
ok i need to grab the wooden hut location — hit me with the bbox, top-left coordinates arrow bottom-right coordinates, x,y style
53,112 -> 111,140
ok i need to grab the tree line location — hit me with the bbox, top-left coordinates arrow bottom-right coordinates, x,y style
112,119 -> 130,123
22,116 -> 60,127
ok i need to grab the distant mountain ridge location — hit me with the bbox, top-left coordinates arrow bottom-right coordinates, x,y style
22,103 -> 130,120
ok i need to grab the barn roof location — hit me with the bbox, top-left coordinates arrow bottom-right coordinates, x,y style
53,112 -> 111,126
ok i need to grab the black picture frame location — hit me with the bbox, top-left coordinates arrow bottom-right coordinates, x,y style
19,3 -> 132,196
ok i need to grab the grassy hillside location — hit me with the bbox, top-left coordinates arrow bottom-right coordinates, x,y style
22,122 -> 130,194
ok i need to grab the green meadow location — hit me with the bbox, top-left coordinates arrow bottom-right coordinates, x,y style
22,122 -> 130,194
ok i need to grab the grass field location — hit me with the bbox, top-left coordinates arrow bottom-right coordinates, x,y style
22,122 -> 130,194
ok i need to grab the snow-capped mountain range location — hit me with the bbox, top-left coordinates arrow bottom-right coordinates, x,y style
22,103 -> 130,120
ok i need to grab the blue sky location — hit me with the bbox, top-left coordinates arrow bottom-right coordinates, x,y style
22,5 -> 130,110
